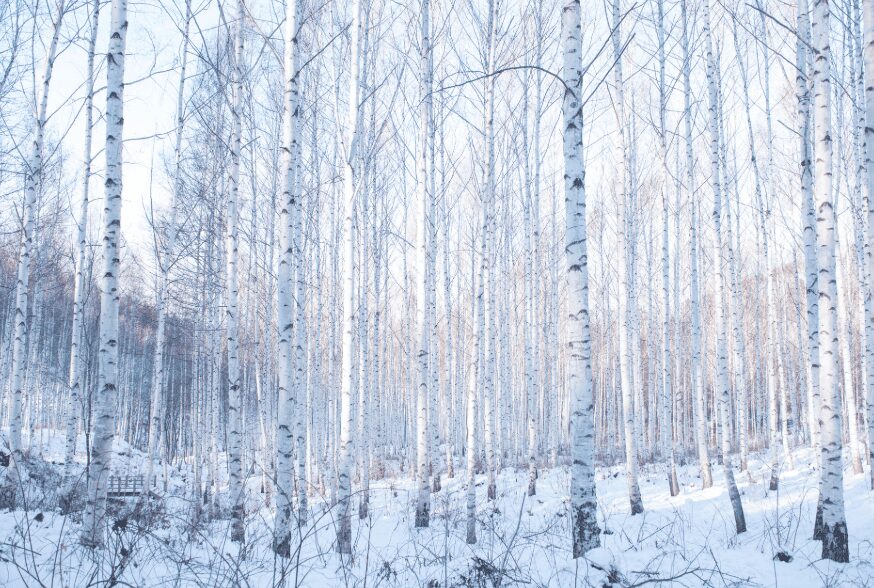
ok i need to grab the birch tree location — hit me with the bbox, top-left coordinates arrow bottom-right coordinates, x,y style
336,0 -> 363,554
224,0 -> 246,544
3,0 -> 68,508
681,0 -> 713,490
81,0 -> 127,549
564,0 -> 600,558
414,0 -> 432,529
145,0 -> 192,495
703,0 -> 745,534
613,0 -> 643,515
811,0 -> 850,563
63,0 -> 99,500
861,0 -> 874,492
274,0 -> 302,557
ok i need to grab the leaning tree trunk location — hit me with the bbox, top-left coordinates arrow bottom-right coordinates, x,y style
80,0 -> 127,549
5,0 -> 67,507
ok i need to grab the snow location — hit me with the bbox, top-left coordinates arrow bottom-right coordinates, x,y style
1,431 -> 872,586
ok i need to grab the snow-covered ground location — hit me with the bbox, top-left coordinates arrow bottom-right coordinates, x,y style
1,431 -> 872,586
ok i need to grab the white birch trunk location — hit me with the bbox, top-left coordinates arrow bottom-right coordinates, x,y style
680,0 -> 713,490
563,0 -> 601,557
613,0 -> 644,514
414,0 -> 432,528
483,0 -> 498,503
5,0 -> 67,504
81,0 -> 126,548
224,0 -> 246,544
860,0 -> 874,491
273,0 -> 301,556
336,0 -> 362,554
64,0 -> 99,494
465,221 -> 485,544
812,0 -> 850,562
704,0 -> 746,533
145,0 -> 191,495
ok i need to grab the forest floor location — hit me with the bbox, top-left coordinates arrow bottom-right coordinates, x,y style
0,431 -> 872,587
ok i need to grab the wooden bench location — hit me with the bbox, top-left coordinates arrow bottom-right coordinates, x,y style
107,475 -> 145,498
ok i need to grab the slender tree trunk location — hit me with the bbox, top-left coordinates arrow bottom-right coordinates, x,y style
273,0 -> 301,557
564,0 -> 601,557
654,0 -> 679,496
465,223 -> 485,545
5,0 -> 67,506
812,0 -> 850,563
414,0 -> 432,528
481,0 -> 498,503
64,0 -> 99,498
612,0 -> 644,515
336,0 -> 362,554
222,0 -> 247,545
680,0 -> 713,490
81,0 -> 126,548
146,0 -> 191,495
861,0 -> 874,491
704,0 -> 746,533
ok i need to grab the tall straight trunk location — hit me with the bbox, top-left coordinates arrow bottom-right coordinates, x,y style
224,0 -> 246,544
837,247 -> 863,472
466,224 -> 486,544
357,167 -> 371,520
673,149 -> 684,469
146,0 -> 191,494
848,0 -> 868,477
726,162 -> 749,472
533,6 -> 545,471
64,0 -> 99,492
731,12 -> 767,475
680,0 -> 713,489
291,44 -> 308,537
661,197 -> 679,495
427,58 -> 441,495
482,0 -> 498,502
751,0 -> 784,489
794,0 -> 821,456
80,0 -> 126,549
207,231 -> 221,510
5,0 -> 67,504
612,0 -> 643,515
273,0 -> 301,557
336,0 -> 362,555
371,169 -> 383,481
811,0 -> 850,563
414,0 -> 432,528
861,0 -> 874,491
441,124 -> 455,479
704,0 -> 746,534
655,0 -> 679,496
563,0 -> 601,557
521,60 -> 537,496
